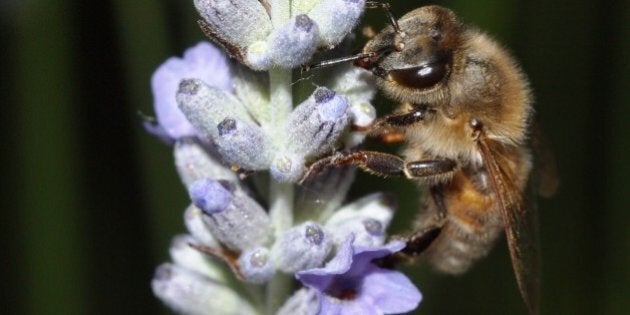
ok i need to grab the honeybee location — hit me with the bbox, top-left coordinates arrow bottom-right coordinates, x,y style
303,5 -> 557,314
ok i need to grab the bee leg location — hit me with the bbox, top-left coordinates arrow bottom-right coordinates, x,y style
301,151 -> 456,183
385,188 -> 448,265
352,105 -> 433,143
398,185 -> 448,258
405,159 -> 457,179
363,104 -> 432,133
401,224 -> 444,257
301,151 -> 408,183
376,225 -> 444,268
430,184 -> 448,220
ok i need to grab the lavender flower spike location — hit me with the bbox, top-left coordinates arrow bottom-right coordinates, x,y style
148,1 -> 413,313
297,236 -> 422,315
150,41 -> 232,140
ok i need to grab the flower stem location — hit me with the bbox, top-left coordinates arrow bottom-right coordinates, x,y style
269,0 -> 290,29
267,66 -> 294,233
268,69 -> 293,139
265,272 -> 293,314
265,2 -> 296,313
266,67 -> 295,314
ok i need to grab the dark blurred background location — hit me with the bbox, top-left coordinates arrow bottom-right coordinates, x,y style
1,0 -> 628,314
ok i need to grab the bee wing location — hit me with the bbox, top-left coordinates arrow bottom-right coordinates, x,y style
477,135 -> 540,315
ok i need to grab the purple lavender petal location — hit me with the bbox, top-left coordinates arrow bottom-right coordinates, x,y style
320,297 -> 380,315
150,41 -> 232,139
296,235 -> 355,292
142,119 -> 175,145
344,240 -> 405,278
360,267 -> 422,313
297,238 -> 421,315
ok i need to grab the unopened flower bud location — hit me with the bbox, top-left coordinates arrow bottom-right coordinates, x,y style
152,263 -> 257,315
266,14 -> 319,68
349,102 -> 377,128
269,153 -> 306,183
184,204 -> 219,248
277,288 -> 319,315
325,193 -> 395,247
174,139 -> 238,187
237,247 -> 275,284
188,179 -> 272,251
271,222 -> 333,273
328,66 -> 376,106
194,0 -> 272,53
309,0 -> 366,47
169,234 -> 227,282
245,41 -> 272,71
345,101 -> 377,148
176,79 -> 251,139
325,65 -> 377,147
214,117 -> 273,170
285,87 -> 350,158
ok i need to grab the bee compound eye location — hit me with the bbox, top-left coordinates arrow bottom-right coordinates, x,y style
388,62 -> 448,89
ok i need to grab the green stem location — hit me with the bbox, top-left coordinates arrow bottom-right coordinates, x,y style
269,0 -> 291,29
265,3 -> 295,313
267,67 -> 294,234
265,273 -> 293,315
268,69 -> 293,139
265,68 -> 295,315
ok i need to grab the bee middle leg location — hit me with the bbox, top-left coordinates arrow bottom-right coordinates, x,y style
302,150 -> 456,181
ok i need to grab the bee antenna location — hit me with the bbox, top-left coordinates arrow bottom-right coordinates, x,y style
365,1 -> 402,34
301,53 -> 374,71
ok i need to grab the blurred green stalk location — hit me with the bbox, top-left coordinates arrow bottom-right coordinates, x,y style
15,1 -> 87,314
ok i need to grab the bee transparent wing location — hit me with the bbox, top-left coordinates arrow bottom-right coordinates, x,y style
477,135 -> 540,315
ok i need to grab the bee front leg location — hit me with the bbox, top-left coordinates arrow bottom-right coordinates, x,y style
354,104 -> 433,143
367,104 -> 433,130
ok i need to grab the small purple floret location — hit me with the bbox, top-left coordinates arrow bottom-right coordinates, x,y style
297,236 -> 422,315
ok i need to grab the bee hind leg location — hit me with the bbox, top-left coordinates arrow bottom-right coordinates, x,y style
376,224 -> 444,268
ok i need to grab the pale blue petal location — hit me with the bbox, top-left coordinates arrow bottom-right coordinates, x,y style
151,41 -> 232,139
361,268 -> 422,314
